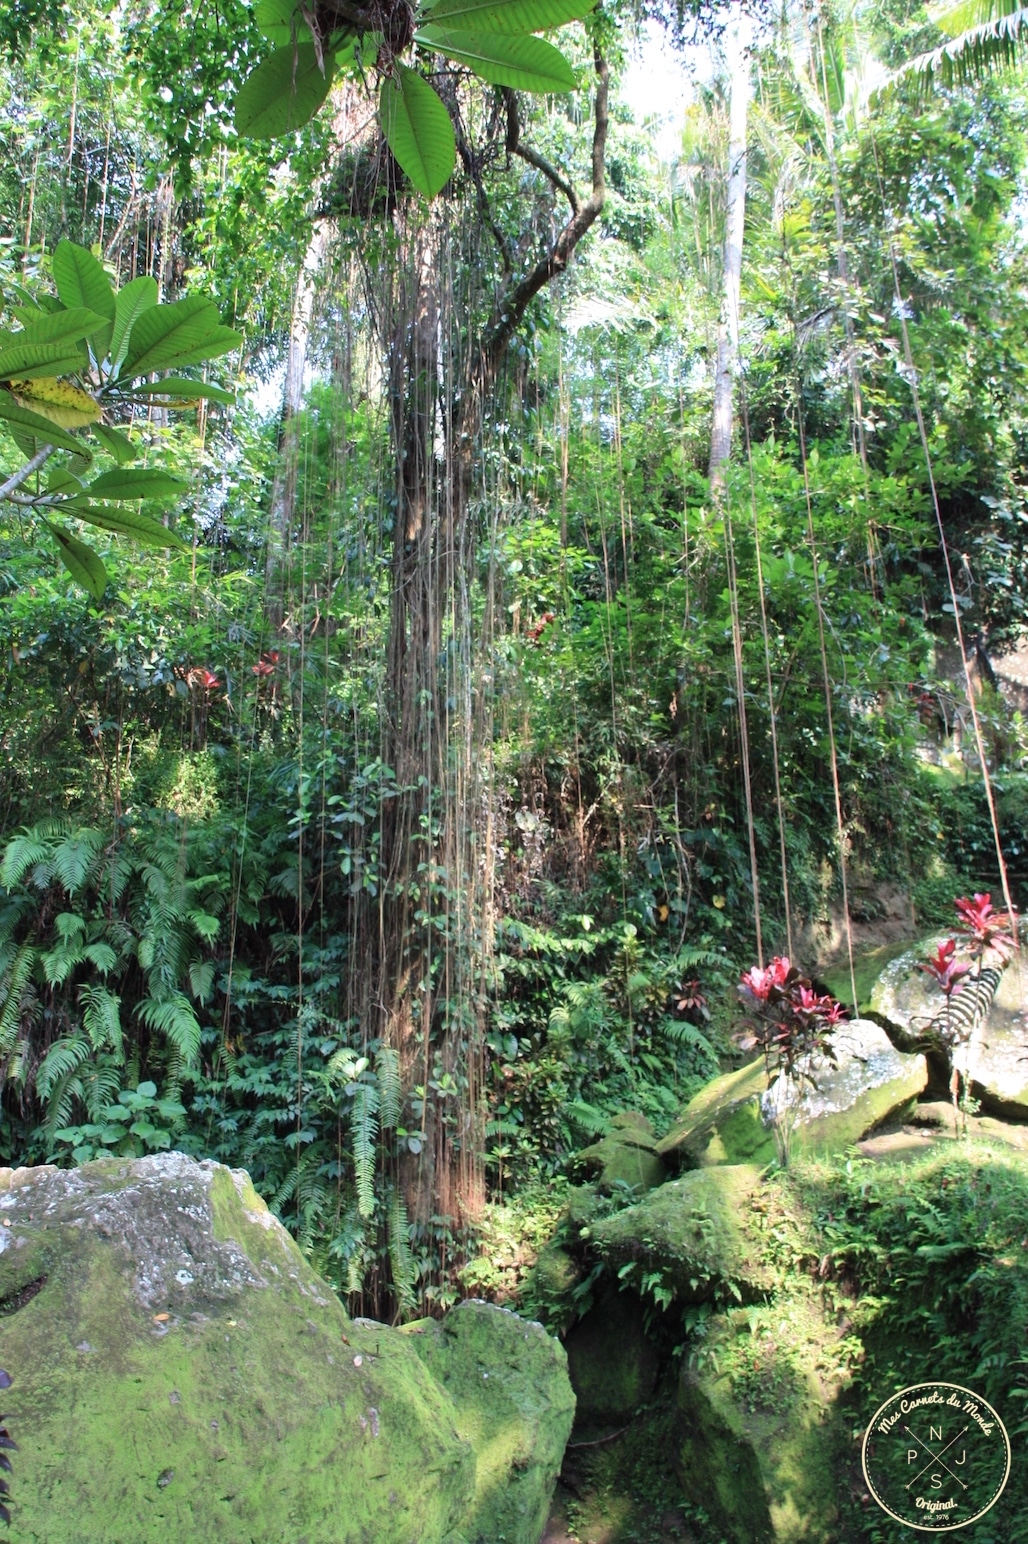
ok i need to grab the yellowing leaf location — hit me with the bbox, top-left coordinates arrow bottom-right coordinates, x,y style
9,377 -> 102,429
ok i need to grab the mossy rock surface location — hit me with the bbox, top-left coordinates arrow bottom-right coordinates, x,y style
570,1112 -> 666,1195
0,1155 -> 566,1544
563,1281 -> 661,1425
676,1286 -> 845,1544
405,1299 -> 575,1544
657,1060 -> 774,1169
590,1164 -> 773,1303
659,1022 -> 927,1169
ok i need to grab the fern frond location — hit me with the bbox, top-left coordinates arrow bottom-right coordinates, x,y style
564,1100 -> 610,1136
36,1035 -> 91,1102
188,959 -> 215,1004
352,1082 -> 379,1220
0,829 -> 57,890
388,1193 -> 417,1314
52,830 -> 103,896
136,992 -> 201,1066
39,941 -> 85,988
0,942 -> 36,1055
82,942 -> 118,975
376,1045 -> 401,1128
81,985 -> 123,1058
81,1058 -> 123,1123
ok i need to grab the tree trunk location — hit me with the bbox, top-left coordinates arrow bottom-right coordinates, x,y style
364,56 -> 609,1232
708,17 -> 751,488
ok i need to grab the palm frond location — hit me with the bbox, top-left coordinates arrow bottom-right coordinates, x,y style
887,6 -> 1028,98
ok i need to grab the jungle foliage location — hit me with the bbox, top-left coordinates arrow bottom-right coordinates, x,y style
3,0 -> 1028,1320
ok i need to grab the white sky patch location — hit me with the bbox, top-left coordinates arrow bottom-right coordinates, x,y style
621,20 -> 708,164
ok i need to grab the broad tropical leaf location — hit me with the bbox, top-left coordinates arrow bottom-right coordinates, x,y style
380,64 -> 456,198
0,394 -> 90,456
0,338 -> 86,381
5,307 -> 108,350
233,42 -> 336,138
121,296 -> 241,379
51,242 -> 116,324
76,467 -> 188,501
90,424 -> 135,464
414,26 -> 576,89
63,504 -> 189,549
121,377 -> 235,405
255,0 -> 313,45
44,521 -> 108,601
8,377 -> 101,429
47,467 -> 85,495
108,276 -> 158,378
420,0 -> 596,31
51,241 -> 115,359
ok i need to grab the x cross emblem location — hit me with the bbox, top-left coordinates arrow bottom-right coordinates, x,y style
903,1424 -> 969,1492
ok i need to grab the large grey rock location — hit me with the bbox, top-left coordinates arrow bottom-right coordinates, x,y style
872,939 -> 1028,1118
0,1155 -> 573,1544
657,1019 -> 926,1169
760,1017 -> 928,1152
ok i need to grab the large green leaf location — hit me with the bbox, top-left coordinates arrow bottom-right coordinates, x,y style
420,0 -> 596,32
233,43 -> 336,138
89,424 -> 135,464
379,65 -> 456,199
0,393 -> 90,457
254,0 -> 313,44
120,377 -> 235,405
108,276 -> 158,378
51,242 -> 116,322
414,26 -> 576,89
76,467 -> 188,501
51,241 -> 116,359
121,296 -> 240,379
45,521 -> 108,601
64,504 -> 189,549
0,338 -> 87,381
9,308 -> 109,350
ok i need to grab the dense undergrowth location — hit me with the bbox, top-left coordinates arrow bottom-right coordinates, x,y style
5,0 -> 1028,1328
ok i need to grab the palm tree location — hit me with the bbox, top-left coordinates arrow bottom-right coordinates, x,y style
896,0 -> 1028,93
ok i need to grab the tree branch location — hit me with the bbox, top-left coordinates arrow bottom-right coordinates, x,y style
453,110 -> 513,273
501,85 -> 578,213
513,142 -> 580,215
478,48 -> 608,389
0,443 -> 54,503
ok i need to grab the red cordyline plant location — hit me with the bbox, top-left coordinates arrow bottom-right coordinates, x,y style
735,956 -> 847,1092
954,892 -> 1017,964
735,956 -> 847,1167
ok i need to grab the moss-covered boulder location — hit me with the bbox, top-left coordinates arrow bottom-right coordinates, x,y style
870,938 -> 1025,1114
569,1112 -> 666,1194
589,1165 -> 773,1304
404,1300 -> 575,1544
658,1021 -> 927,1170
657,1060 -> 774,1169
972,955 -> 1028,1116
563,1282 -> 661,1425
675,1287 -> 845,1544
0,1155 -> 570,1544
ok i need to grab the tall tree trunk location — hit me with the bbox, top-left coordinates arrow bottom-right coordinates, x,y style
365,55 -> 609,1231
708,17 -> 751,489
